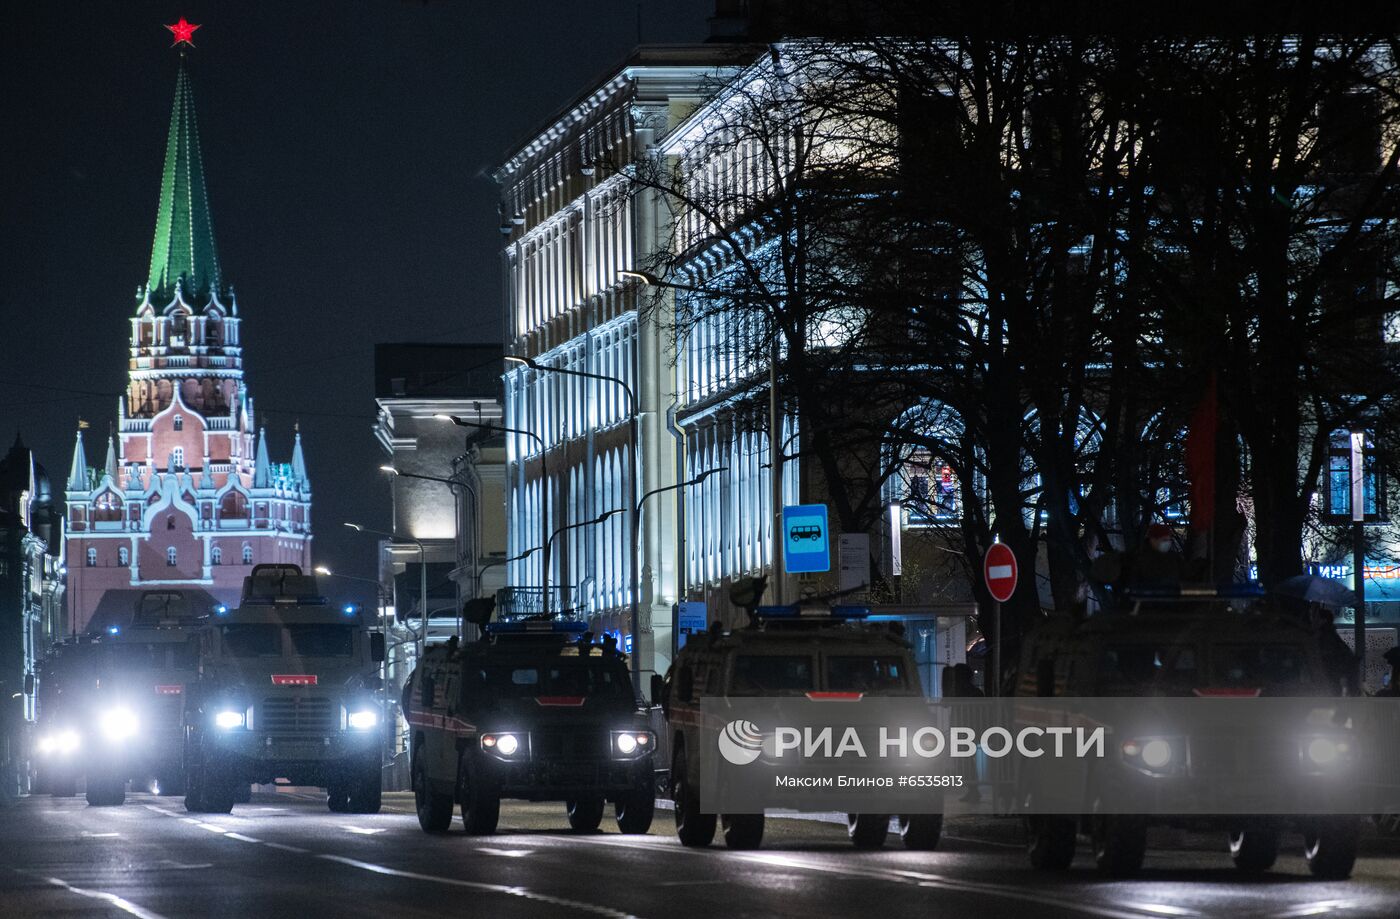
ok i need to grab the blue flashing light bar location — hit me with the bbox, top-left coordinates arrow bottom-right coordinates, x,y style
487,620 -> 589,635
107,625 -> 121,635
342,604 -> 359,617
214,604 -> 229,616
756,604 -> 873,619
1122,583 -> 1266,600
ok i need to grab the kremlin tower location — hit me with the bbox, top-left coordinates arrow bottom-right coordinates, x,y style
64,24 -> 312,634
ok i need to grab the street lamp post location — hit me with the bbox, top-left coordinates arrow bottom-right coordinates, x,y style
381,465 -> 481,639
345,522 -> 427,660
504,354 -> 643,691
439,415 -> 553,615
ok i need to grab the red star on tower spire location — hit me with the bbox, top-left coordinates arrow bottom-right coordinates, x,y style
165,17 -> 201,47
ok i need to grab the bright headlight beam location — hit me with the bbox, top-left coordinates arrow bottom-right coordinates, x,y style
615,733 -> 638,754
214,710 -> 245,730
495,734 -> 519,756
1307,737 -> 1339,766
1140,738 -> 1172,769
99,707 -> 139,741
347,710 -> 378,730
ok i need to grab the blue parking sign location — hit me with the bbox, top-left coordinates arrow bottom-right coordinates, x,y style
783,504 -> 830,574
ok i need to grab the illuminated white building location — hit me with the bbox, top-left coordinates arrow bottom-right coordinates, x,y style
494,47 -> 752,684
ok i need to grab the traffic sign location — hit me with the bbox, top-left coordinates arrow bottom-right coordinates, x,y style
783,504 -> 830,574
983,542 -> 1018,602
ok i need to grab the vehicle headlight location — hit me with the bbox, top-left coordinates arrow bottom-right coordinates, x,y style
99,707 -> 139,741
481,733 -> 522,757
38,730 -> 81,756
214,709 -> 246,730
612,731 -> 652,757
1140,738 -> 1173,769
1121,735 -> 1176,774
1305,736 -> 1350,768
347,709 -> 378,730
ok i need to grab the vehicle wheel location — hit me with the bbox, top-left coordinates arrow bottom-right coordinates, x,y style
847,814 -> 889,849
86,774 -> 126,807
1229,829 -> 1279,873
672,750 -> 716,847
615,782 -> 655,834
458,755 -> 500,836
1092,815 -> 1147,877
1026,816 -> 1076,871
722,814 -> 765,849
184,760 -> 208,813
567,797 -> 605,832
897,814 -> 943,851
412,756 -> 453,833
347,762 -> 382,815
327,781 -> 352,813
1304,817 -> 1360,880
202,774 -> 236,814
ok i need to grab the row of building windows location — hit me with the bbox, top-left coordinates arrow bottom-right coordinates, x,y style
84,544 -> 256,567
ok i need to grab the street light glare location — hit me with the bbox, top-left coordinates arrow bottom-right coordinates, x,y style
344,522 -> 364,532
314,566 -> 332,576
379,465 -> 399,475
618,269 -> 657,285
433,413 -> 456,422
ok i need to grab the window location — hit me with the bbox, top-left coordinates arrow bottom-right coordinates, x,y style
242,544 -> 253,565
730,655 -> 815,695
118,547 -> 129,566
287,625 -> 355,658
167,547 -> 177,567
86,548 -> 96,567
1325,431 -> 1383,522
211,546 -> 222,565
171,447 -> 184,470
221,624 -> 281,657
173,415 -> 183,431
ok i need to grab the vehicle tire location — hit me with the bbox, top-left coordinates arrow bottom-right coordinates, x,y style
327,781 -> 352,813
1304,817 -> 1360,880
722,813 -> 765,849
897,814 -> 943,851
85,774 -> 125,807
412,756 -> 453,833
458,755 -> 500,836
348,762 -> 383,815
1229,829 -> 1279,873
202,774 -> 236,815
847,814 -> 889,850
615,782 -> 655,834
1092,815 -> 1147,877
672,750 -> 716,848
567,797 -> 605,832
1026,816 -> 1076,871
184,760 -> 208,813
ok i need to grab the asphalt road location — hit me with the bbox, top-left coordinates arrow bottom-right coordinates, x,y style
3,792 -> 1399,919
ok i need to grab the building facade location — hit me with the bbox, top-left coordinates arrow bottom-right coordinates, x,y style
0,436 -> 66,797
495,47 -> 753,687
64,56 -> 311,634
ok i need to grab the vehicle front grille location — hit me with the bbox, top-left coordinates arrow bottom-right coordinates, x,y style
149,694 -> 184,730
260,696 -> 335,734
530,731 -> 610,761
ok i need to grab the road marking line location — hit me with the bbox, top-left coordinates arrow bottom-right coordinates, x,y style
262,842 -> 309,854
80,831 -> 120,837
224,833 -> 262,844
1125,905 -> 1200,918
142,805 -> 178,817
1273,901 -> 1360,918
20,873 -> 171,919
195,823 -> 227,833
342,826 -> 386,835
477,848 -> 535,858
317,854 -> 642,919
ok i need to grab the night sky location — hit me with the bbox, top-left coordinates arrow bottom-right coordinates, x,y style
0,0 -> 711,603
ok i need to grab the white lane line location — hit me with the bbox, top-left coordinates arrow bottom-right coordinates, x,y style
1272,902 -> 1360,918
317,854 -> 641,919
262,842 -> 309,854
224,833 -> 263,844
1124,905 -> 1200,918
80,831 -> 120,838
476,848 -> 535,858
195,823 -> 227,834
142,805 -> 178,817
31,873 -> 171,919
342,826 -> 386,835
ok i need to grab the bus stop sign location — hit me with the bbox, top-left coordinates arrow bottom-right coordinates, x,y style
783,504 -> 830,574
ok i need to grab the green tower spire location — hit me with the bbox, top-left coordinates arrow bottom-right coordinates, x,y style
147,58 -> 222,301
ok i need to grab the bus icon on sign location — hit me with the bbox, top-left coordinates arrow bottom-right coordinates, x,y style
782,504 -> 831,574
790,524 -> 823,542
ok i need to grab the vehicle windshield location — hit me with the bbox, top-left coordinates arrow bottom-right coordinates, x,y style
221,624 -> 282,658
481,660 -> 632,697
825,655 -> 908,693
101,643 -> 167,670
730,655 -> 815,695
1096,643 -> 1199,694
287,625 -> 355,658
1210,643 -> 1315,692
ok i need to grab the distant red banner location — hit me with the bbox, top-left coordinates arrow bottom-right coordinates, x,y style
271,674 -> 318,686
534,696 -> 585,707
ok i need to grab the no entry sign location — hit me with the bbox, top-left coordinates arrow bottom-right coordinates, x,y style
983,543 -> 1018,602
